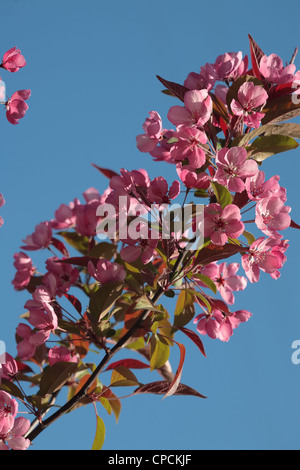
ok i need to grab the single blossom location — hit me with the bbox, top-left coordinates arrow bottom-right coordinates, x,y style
176,164 -> 211,190
21,221 -> 52,251
45,258 -> 79,295
0,354 -> 18,383
120,226 -> 159,265
255,196 -> 291,239
12,252 -> 35,290
1,47 -> 26,72
203,203 -> 245,246
241,237 -> 288,283
170,126 -> 208,168
0,391 -> 18,435
195,262 -> 247,305
215,146 -> 258,192
214,51 -> 248,81
48,346 -> 78,366
184,63 -> 216,92
167,89 -> 212,127
231,82 -> 268,128
259,54 -> 296,84
136,111 -> 164,153
16,303 -> 58,360
0,416 -> 31,450
147,177 -> 180,206
245,171 -> 281,201
6,89 -> 31,125
88,259 -> 126,284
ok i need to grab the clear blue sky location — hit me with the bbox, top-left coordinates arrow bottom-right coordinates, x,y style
1,0 -> 300,450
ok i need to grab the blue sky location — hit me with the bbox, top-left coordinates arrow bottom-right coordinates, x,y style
1,0 -> 300,450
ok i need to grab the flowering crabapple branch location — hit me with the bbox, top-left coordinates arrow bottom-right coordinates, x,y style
1,34 -> 300,450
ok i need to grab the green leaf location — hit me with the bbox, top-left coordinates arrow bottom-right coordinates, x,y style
58,231 -> 90,255
0,380 -> 24,400
89,281 -> 124,322
39,362 -> 78,396
192,273 -> 217,294
235,123 -> 300,148
150,334 -> 170,371
88,242 -> 117,260
243,230 -> 256,246
210,181 -> 232,208
91,415 -> 106,451
110,365 -> 140,387
249,134 -> 299,162
194,189 -> 210,198
174,290 -> 195,328
191,290 -> 212,313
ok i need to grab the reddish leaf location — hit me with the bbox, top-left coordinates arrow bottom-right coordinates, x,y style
58,256 -> 99,267
133,380 -> 206,399
15,361 -> 34,374
92,163 -> 119,179
195,243 -> 249,266
51,237 -> 70,257
233,190 -> 250,209
179,327 -> 206,358
105,359 -> 150,371
248,34 -> 265,79
163,339 -> 186,398
290,219 -> 300,229
156,75 -> 189,102
63,292 -> 82,315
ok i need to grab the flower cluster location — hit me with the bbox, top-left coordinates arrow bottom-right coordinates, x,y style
1,36 -> 300,450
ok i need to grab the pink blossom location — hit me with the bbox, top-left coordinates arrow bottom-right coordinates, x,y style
0,354 -> 18,383
259,54 -> 296,84
149,130 -> 175,164
120,223 -> 158,265
231,82 -> 268,128
196,262 -> 247,305
176,164 -> 211,190
255,196 -> 291,239
74,199 -> 101,237
241,237 -> 288,283
0,416 -> 30,450
194,305 -> 252,342
1,47 -> 26,73
0,391 -> 18,435
88,258 -> 126,284
147,177 -> 180,205
184,63 -> 216,92
51,202 -> 77,230
167,89 -> 212,127
12,252 -> 35,290
214,51 -> 248,81
6,89 -> 31,125
215,147 -> 258,192
45,258 -> 79,295
136,111 -> 163,153
48,346 -> 78,366
203,203 -> 245,245
245,171 -> 281,201
21,221 -> 52,251
16,304 -> 58,360
170,126 -> 208,168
